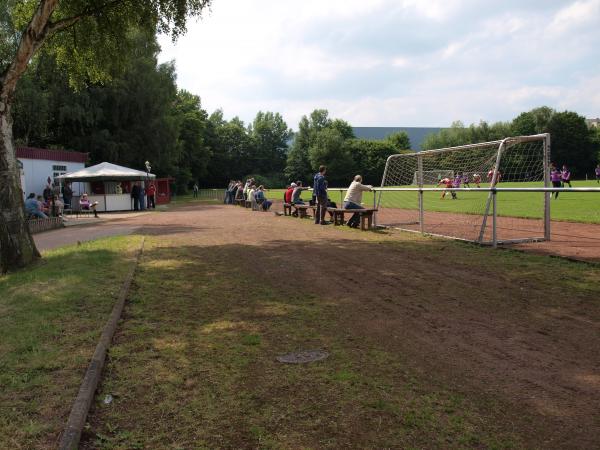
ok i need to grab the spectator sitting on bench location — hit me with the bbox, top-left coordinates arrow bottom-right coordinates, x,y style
286,183 -> 297,215
257,186 -> 273,211
344,175 -> 373,228
37,195 -> 49,216
292,181 -> 309,205
249,184 -> 260,211
285,183 -> 294,204
25,193 -> 48,219
255,185 -> 265,206
80,193 -> 99,218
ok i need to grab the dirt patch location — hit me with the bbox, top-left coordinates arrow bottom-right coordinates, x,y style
81,203 -> 600,449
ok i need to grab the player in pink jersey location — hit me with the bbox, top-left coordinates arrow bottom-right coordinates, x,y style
472,173 -> 481,188
438,177 -> 456,199
487,167 -> 502,186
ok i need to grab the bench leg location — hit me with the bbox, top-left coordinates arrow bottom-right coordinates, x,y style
360,214 -> 367,231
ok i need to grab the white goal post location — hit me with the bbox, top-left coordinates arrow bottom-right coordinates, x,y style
377,134 -> 551,245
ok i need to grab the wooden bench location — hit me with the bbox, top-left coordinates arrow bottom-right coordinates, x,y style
327,208 -> 378,231
292,204 -> 316,218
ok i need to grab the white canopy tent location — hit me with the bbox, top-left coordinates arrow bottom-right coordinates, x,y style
57,162 -> 156,182
57,162 -> 156,212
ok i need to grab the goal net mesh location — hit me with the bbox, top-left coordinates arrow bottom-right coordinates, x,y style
377,136 -> 548,243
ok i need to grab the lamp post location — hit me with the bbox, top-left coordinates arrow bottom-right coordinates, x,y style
144,161 -> 151,210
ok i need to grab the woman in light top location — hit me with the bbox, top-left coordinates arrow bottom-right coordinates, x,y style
80,193 -> 99,218
343,175 -> 373,228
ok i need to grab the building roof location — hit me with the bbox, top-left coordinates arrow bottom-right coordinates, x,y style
352,127 -> 444,150
16,147 -> 88,163
57,162 -> 155,181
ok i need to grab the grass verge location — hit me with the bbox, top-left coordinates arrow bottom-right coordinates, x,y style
0,236 -> 143,449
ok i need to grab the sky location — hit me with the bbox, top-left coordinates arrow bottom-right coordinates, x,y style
158,0 -> 600,128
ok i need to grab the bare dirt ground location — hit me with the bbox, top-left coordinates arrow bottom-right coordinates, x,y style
376,207 -> 600,262
70,203 -> 599,448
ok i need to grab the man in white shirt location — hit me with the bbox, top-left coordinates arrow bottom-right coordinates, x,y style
344,175 -> 373,228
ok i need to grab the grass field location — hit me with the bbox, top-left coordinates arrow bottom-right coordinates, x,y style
264,180 -> 600,223
0,236 -> 142,449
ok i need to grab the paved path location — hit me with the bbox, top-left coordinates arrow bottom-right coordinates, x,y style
34,213 -> 150,252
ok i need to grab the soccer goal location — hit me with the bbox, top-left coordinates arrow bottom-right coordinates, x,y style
377,134 -> 551,245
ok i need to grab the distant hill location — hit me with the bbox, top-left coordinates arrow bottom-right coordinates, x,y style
352,127 -> 444,150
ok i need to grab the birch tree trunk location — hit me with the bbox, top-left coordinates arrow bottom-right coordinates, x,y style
0,0 -> 58,271
0,100 -> 40,271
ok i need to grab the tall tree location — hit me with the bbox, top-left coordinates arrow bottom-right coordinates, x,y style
249,111 -> 291,174
285,116 -> 313,182
0,0 -> 211,272
546,111 -> 597,177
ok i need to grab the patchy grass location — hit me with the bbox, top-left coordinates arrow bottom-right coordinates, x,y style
82,235 -> 600,449
0,236 -> 143,450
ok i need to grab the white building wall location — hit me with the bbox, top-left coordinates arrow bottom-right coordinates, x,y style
19,158 -> 85,197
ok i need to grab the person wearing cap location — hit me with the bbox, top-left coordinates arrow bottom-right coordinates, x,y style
344,175 -> 373,228
292,181 -> 309,205
285,183 -> 295,204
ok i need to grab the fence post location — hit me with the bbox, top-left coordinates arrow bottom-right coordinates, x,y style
492,189 -> 497,248
417,154 -> 424,234
543,134 -> 551,241
373,190 -> 377,227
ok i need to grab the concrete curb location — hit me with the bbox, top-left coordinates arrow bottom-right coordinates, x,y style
58,237 -> 145,450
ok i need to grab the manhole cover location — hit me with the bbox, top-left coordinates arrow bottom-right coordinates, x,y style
276,350 -> 329,364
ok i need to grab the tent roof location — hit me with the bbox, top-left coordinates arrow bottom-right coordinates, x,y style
57,162 -> 156,181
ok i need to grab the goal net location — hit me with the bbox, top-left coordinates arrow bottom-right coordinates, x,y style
412,170 -> 454,185
377,134 -> 550,244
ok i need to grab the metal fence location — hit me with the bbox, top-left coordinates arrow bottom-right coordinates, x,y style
195,189 -> 226,202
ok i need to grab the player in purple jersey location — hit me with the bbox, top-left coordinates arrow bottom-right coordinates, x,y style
561,165 -> 572,188
461,173 -> 470,188
451,174 -> 462,199
595,164 -> 600,184
550,163 -> 562,199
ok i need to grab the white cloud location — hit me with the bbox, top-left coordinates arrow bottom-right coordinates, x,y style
550,0 -> 600,33
159,0 -> 600,128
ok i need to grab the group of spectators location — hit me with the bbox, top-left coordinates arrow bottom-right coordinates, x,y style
24,179 -> 157,220
24,182 -> 71,219
225,179 -> 273,211
283,166 -> 374,228
223,167 -> 375,228
130,181 -> 156,211
24,181 -> 100,219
